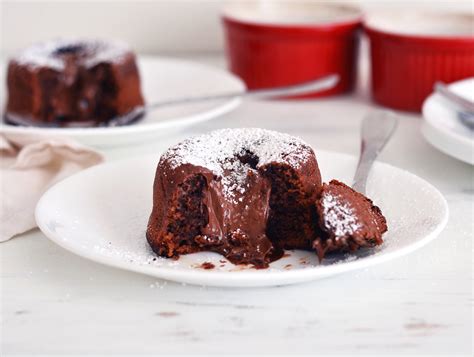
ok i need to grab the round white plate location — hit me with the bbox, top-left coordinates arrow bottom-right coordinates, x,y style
422,78 -> 474,165
36,151 -> 448,287
0,56 -> 245,147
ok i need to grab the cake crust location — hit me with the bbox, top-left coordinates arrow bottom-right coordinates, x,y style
146,128 -> 322,268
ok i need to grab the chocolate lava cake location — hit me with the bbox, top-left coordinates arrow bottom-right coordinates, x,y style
146,128 -> 322,268
146,128 -> 387,268
5,39 -> 144,127
313,180 -> 387,259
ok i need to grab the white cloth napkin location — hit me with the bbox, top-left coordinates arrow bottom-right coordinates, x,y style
0,134 -> 104,242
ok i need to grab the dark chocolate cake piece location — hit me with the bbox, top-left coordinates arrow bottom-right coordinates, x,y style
146,129 -> 388,268
5,39 -> 144,127
313,180 -> 387,259
146,128 -> 322,268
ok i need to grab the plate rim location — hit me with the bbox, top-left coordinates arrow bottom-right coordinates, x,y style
421,77 -> 474,165
35,150 -> 449,287
0,55 -> 246,137
421,120 -> 474,165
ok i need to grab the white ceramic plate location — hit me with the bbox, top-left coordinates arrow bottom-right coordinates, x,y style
0,56 -> 245,147
36,151 -> 448,287
422,78 -> 474,165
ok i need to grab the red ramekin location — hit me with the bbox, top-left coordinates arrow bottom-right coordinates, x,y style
222,2 -> 362,97
365,12 -> 474,112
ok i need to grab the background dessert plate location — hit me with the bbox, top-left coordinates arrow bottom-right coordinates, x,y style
35,150 -> 448,287
422,77 -> 474,165
0,56 -> 245,147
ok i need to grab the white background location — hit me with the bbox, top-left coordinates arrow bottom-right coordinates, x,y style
1,0 -> 473,56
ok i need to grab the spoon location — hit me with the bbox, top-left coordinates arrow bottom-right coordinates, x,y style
435,81 -> 474,130
5,74 -> 339,128
110,73 -> 340,126
352,110 -> 398,194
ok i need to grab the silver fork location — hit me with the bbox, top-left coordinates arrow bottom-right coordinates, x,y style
5,74 -> 339,128
352,110 -> 398,194
112,73 -> 340,126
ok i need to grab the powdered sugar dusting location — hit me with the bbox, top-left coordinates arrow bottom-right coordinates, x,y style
12,39 -> 131,70
321,192 -> 362,238
93,244 -> 181,269
161,128 -> 313,201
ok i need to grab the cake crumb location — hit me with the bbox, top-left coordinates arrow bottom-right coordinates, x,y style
156,311 -> 179,318
200,262 -> 215,270
299,257 -> 309,265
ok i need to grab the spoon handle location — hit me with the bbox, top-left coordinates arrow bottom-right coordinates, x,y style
352,110 -> 398,194
147,74 -> 339,110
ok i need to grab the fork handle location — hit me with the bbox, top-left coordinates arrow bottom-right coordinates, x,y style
352,111 -> 398,194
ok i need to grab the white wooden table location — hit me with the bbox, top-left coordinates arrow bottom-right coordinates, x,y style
1,55 -> 472,356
